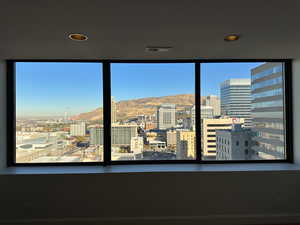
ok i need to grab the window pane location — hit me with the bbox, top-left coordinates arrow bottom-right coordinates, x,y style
201,62 -> 286,160
16,62 -> 103,163
111,63 -> 195,161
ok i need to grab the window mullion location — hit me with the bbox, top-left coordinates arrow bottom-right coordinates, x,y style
103,61 -> 112,165
284,60 -> 293,162
195,62 -> 202,162
7,61 -> 16,166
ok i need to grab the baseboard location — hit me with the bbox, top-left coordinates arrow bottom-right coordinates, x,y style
1,213 -> 300,225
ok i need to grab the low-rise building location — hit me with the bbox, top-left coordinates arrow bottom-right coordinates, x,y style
144,121 -> 156,130
167,130 -> 177,146
89,124 -> 137,146
70,122 -> 86,136
130,136 -> 144,154
216,124 -> 254,160
201,117 -> 244,159
148,140 -> 166,150
176,130 -> 195,159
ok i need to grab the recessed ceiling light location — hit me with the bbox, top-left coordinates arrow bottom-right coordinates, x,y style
145,46 -> 172,52
224,34 -> 240,42
68,33 -> 88,41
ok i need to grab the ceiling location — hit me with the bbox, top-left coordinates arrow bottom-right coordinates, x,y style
0,0 -> 300,60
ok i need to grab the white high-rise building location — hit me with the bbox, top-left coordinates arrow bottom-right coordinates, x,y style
157,104 -> 176,130
70,122 -> 86,136
220,79 -> 252,127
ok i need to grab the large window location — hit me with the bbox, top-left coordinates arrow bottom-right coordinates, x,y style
201,62 -> 287,161
8,60 -> 293,165
111,63 -> 195,161
14,62 -> 103,163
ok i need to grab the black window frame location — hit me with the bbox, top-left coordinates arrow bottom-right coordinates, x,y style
6,59 -> 293,166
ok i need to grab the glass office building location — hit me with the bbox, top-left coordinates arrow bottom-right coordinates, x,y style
251,63 -> 285,159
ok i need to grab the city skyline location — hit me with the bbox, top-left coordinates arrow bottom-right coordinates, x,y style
17,62 -> 263,117
15,62 -> 286,162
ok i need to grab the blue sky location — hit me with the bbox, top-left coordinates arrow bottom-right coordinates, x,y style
16,62 -> 103,117
111,63 -> 195,101
201,62 -> 262,96
16,62 -> 262,117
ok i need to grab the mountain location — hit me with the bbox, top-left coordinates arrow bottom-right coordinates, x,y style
71,108 -> 103,121
71,94 -> 197,121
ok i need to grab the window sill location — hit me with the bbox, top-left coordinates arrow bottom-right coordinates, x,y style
1,163 -> 300,175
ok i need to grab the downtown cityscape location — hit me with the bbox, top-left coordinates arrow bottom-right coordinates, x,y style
16,62 -> 285,163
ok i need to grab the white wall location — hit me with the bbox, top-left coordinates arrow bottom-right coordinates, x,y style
0,60 -> 300,225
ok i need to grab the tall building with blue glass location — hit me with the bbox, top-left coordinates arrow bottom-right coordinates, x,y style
251,62 -> 285,159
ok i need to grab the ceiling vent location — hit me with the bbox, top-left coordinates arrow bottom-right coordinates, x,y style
145,47 -> 172,52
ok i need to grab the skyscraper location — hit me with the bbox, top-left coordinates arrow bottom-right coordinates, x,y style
251,62 -> 285,159
111,96 -> 117,123
205,95 -> 220,117
220,79 -> 252,127
70,122 -> 86,136
157,104 -> 176,130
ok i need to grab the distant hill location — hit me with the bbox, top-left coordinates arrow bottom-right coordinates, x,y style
71,94 -> 199,121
